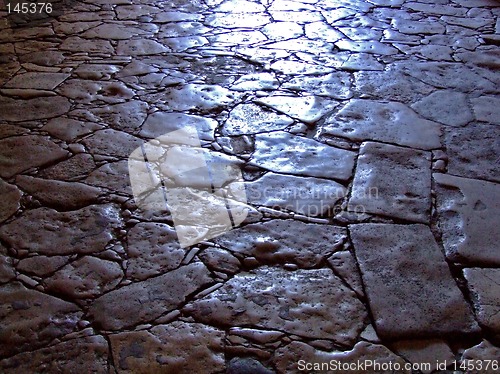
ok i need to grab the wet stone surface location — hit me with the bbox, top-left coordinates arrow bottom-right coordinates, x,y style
1,0 -> 499,370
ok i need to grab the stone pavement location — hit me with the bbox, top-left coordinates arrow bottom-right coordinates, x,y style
0,0 -> 499,372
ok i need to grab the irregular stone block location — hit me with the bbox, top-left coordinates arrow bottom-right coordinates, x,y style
350,223 -> 479,339
348,142 -> 431,223
126,222 -> 185,280
44,256 -> 123,299
83,129 -> 143,158
0,245 -> 15,283
251,132 -> 355,181
443,124 -> 500,183
0,282 -> 82,357
321,100 -> 441,150
0,179 -> 21,223
434,173 -> 500,265
274,341 -> 408,373
0,96 -> 71,122
245,172 -> 346,216
254,95 -> 338,123
471,96 -> 500,125
186,266 -> 366,346
412,90 -> 473,127
41,117 -> 104,142
213,220 -> 346,268
15,175 -> 102,210
85,160 -> 131,195
0,204 -> 122,255
161,84 -> 241,112
88,262 -> 212,330
282,72 -> 352,99
0,335 -> 109,373
39,153 -> 97,181
110,321 -> 225,373
0,135 -> 69,178
464,268 -> 500,336
222,103 -> 293,135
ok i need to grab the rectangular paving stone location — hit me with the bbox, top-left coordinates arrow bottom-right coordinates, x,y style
463,268 -> 500,337
350,223 -> 479,340
320,99 -> 441,150
348,141 -> 431,223
434,173 -> 500,265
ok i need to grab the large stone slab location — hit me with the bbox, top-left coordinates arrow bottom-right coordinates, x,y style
43,256 -> 123,299
213,220 -> 346,268
411,90 -> 474,127
15,175 -> 102,210
186,266 -> 366,346
251,132 -> 356,181
140,112 -> 217,141
0,282 -> 82,358
126,222 -> 185,280
348,142 -> 431,223
82,129 -> 143,158
274,341 -> 408,374
88,262 -> 212,330
0,204 -> 122,255
350,223 -> 479,339
320,99 -> 441,150
0,96 -> 71,122
443,124 -> 499,183
434,173 -> 500,265
464,268 -> 500,336
0,335 -> 109,373
110,322 -> 225,373
0,135 -> 69,178
245,172 -> 346,216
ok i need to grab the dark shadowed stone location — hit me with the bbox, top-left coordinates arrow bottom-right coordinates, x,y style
38,153 -> 97,181
110,321 -> 225,373
0,282 -> 82,358
41,117 -> 104,142
443,124 -> 500,183
90,100 -> 149,133
0,335 -> 109,373
85,160 -> 132,195
15,175 -> 102,210
198,247 -> 241,274
44,256 -> 123,299
0,245 -> 15,283
89,262 -> 212,330
434,173 -> 500,265
462,340 -> 500,367
391,339 -> 454,374
348,142 -> 432,223
0,179 -> 21,223
0,135 -> 69,178
4,72 -> 69,90
321,100 -> 441,150
227,357 -> 275,374
251,132 -> 355,181
464,268 -> 500,336
350,223 -> 479,339
274,341 -> 408,373
126,222 -> 185,280
0,204 -> 122,255
82,129 -> 143,158
213,220 -> 346,268
186,266 -> 366,346
0,96 -> 71,121
17,255 -> 70,277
